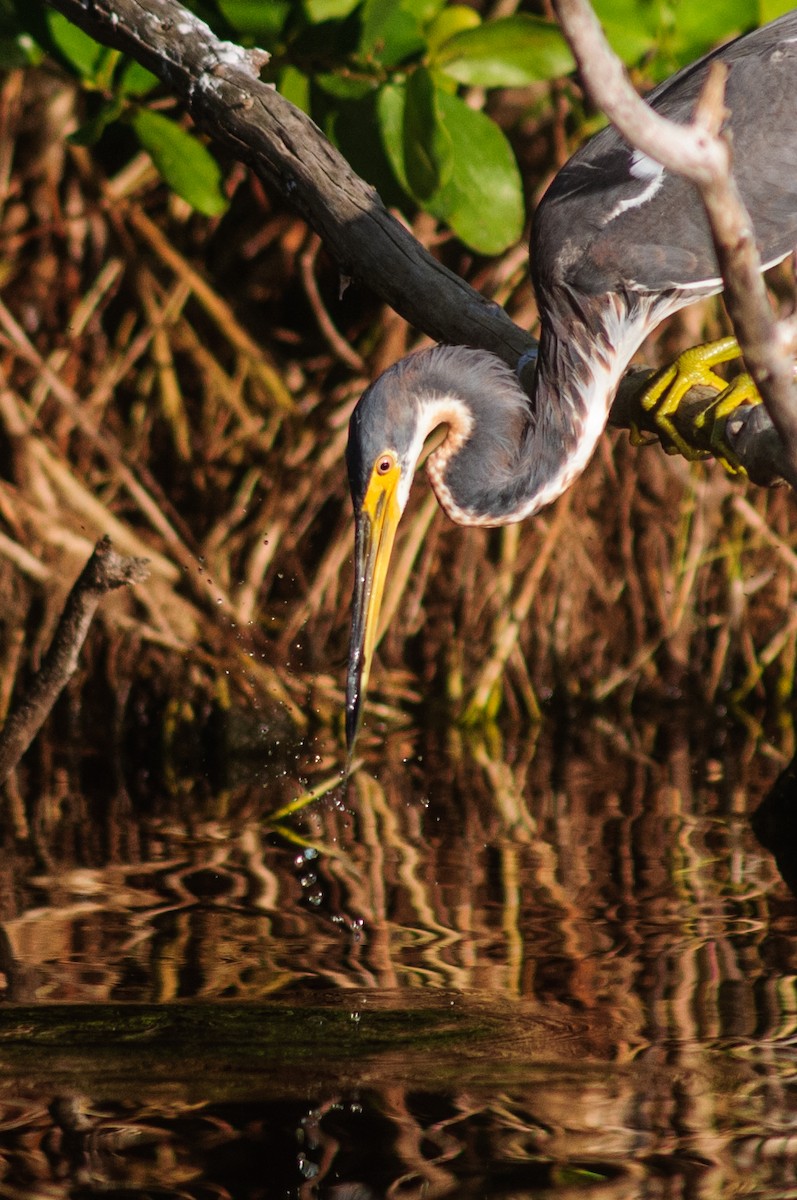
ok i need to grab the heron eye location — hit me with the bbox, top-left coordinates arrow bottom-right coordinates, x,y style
376,455 -> 394,476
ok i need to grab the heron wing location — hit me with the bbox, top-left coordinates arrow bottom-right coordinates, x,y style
532,11 -> 797,301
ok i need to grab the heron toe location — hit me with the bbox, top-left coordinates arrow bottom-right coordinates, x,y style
640,337 -> 745,461
695,372 -> 762,475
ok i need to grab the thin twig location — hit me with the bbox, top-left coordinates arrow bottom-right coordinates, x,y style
0,536 -> 149,782
299,233 -> 366,371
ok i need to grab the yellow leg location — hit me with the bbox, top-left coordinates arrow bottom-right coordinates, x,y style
641,336 -> 743,459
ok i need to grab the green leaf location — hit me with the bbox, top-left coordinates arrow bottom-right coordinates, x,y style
378,79 -> 523,254
427,87 -> 523,253
304,0 -> 361,22
403,67 -> 453,199
117,58 -> 159,97
279,65 -> 311,112
663,0 -> 756,63
401,0 -> 447,25
130,110 -> 228,217
215,0 -> 290,41
425,5 -> 480,57
759,0 -> 796,22
70,96 -> 124,146
591,0 -> 760,75
45,9 -> 107,79
590,0 -> 661,62
360,0 -> 426,66
377,83 -> 411,193
315,71 -> 375,100
434,14 -> 574,87
326,91 -> 409,209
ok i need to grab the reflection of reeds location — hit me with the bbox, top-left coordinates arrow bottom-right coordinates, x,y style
2,69 -> 797,764
1,710 -> 784,1019
0,712 -> 795,1197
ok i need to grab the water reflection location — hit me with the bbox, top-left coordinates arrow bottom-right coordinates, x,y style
0,710 -> 797,1196
0,1058 -> 795,1197
0,1085 -> 688,1197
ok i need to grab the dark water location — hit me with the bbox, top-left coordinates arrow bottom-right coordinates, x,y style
2,711 -> 797,1197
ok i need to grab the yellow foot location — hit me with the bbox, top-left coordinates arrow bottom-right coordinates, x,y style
641,336 -> 743,460
694,372 -> 761,475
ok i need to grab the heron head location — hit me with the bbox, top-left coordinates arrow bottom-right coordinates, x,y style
344,346 -> 532,749
345,360 -> 429,751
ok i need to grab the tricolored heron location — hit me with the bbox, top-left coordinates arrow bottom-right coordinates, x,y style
346,11 -> 797,748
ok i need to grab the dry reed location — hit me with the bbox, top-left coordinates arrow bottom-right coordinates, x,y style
1,65 -> 796,779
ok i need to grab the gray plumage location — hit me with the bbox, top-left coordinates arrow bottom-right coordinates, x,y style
534,11 -> 797,304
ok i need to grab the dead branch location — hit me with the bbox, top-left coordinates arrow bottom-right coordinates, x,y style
0,536 -> 149,783
553,0 -> 797,488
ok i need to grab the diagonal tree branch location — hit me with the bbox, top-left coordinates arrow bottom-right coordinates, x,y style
46,0 -> 534,371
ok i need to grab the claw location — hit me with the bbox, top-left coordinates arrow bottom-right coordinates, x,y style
628,419 -> 657,447
641,336 -> 751,465
694,372 -> 761,475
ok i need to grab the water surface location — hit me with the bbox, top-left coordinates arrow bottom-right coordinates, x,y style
1,710 -> 796,1197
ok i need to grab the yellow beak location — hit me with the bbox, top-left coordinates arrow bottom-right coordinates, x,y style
346,461 -> 402,751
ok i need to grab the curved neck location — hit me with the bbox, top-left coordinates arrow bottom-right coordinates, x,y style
428,297 -> 653,526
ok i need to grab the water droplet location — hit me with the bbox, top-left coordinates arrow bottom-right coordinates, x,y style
297,1155 -> 318,1180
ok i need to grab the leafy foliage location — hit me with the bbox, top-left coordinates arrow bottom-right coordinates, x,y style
7,0 -> 795,250
130,110 -> 228,216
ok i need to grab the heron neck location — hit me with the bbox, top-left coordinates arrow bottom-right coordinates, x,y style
430,297 -> 653,526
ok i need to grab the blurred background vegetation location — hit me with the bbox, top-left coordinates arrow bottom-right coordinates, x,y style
1,0 -> 797,786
